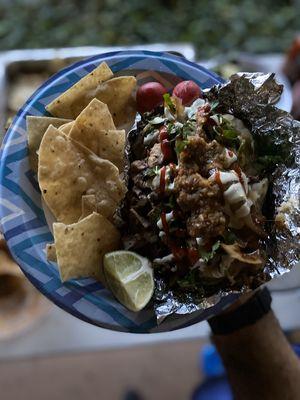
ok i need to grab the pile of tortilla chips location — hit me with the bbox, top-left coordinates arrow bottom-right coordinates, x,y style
27,62 -> 137,283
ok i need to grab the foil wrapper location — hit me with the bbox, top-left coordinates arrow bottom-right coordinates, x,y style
154,72 -> 300,322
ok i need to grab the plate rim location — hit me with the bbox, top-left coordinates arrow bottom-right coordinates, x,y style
0,49 -> 231,333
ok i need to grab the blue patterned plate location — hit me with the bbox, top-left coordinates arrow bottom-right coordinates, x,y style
0,50 -> 238,333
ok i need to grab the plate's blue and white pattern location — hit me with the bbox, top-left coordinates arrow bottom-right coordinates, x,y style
0,50 -> 236,333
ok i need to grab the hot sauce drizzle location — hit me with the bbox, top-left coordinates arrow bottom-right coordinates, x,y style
159,126 -> 173,162
215,169 -> 222,188
233,165 -> 246,192
159,166 -> 166,194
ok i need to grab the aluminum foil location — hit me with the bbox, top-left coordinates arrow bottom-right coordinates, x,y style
154,72 -> 300,322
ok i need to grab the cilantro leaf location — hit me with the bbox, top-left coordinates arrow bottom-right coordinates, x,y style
222,128 -> 239,139
163,93 -> 176,113
210,100 -> 219,111
212,116 -> 240,148
213,125 -> 239,148
199,240 -> 221,262
175,139 -> 188,154
167,122 -> 182,138
145,166 -> 160,178
182,121 -> 196,139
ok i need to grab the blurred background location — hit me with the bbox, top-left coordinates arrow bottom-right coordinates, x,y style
1,1 -> 300,399
0,0 -> 300,57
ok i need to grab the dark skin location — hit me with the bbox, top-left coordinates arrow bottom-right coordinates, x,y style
210,294 -> 300,400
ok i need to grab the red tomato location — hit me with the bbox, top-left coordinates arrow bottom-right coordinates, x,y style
159,126 -> 168,141
172,80 -> 202,106
136,82 -> 168,113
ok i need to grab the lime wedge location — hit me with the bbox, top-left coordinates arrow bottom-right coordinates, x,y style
103,251 -> 154,312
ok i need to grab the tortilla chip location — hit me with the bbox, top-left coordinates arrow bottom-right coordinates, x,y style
27,116 -> 71,172
46,62 -> 113,119
59,120 -> 75,135
70,98 -> 115,136
38,126 -> 126,224
89,76 -> 137,130
69,99 -> 125,171
80,195 -> 97,219
46,243 -> 57,262
97,130 -> 125,172
53,212 -> 120,282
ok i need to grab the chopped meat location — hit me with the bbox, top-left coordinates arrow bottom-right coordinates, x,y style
148,143 -> 163,167
129,208 -> 151,229
187,208 -> 226,238
175,170 -> 226,239
130,160 -> 147,175
194,103 -> 211,140
179,136 -> 225,177
175,123 -> 228,240
130,191 -> 148,207
123,231 -> 158,250
132,172 -> 150,190
119,91 -> 271,299
128,126 -> 147,160
175,173 -> 220,210
196,103 -> 211,127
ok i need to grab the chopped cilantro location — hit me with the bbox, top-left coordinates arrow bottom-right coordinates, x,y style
199,240 -> 221,262
167,122 -> 182,137
182,121 -> 196,139
210,100 -> 219,111
145,165 -> 160,178
213,124 -> 239,148
175,138 -> 189,155
167,123 -> 175,135
222,128 -> 239,139
212,116 -> 240,148
163,93 -> 176,113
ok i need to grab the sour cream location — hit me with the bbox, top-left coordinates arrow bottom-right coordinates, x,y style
210,169 -> 252,225
151,165 -> 177,192
157,211 -> 174,230
222,148 -> 238,168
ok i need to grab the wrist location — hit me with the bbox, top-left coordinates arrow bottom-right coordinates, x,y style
220,291 -> 256,315
208,287 -> 272,336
